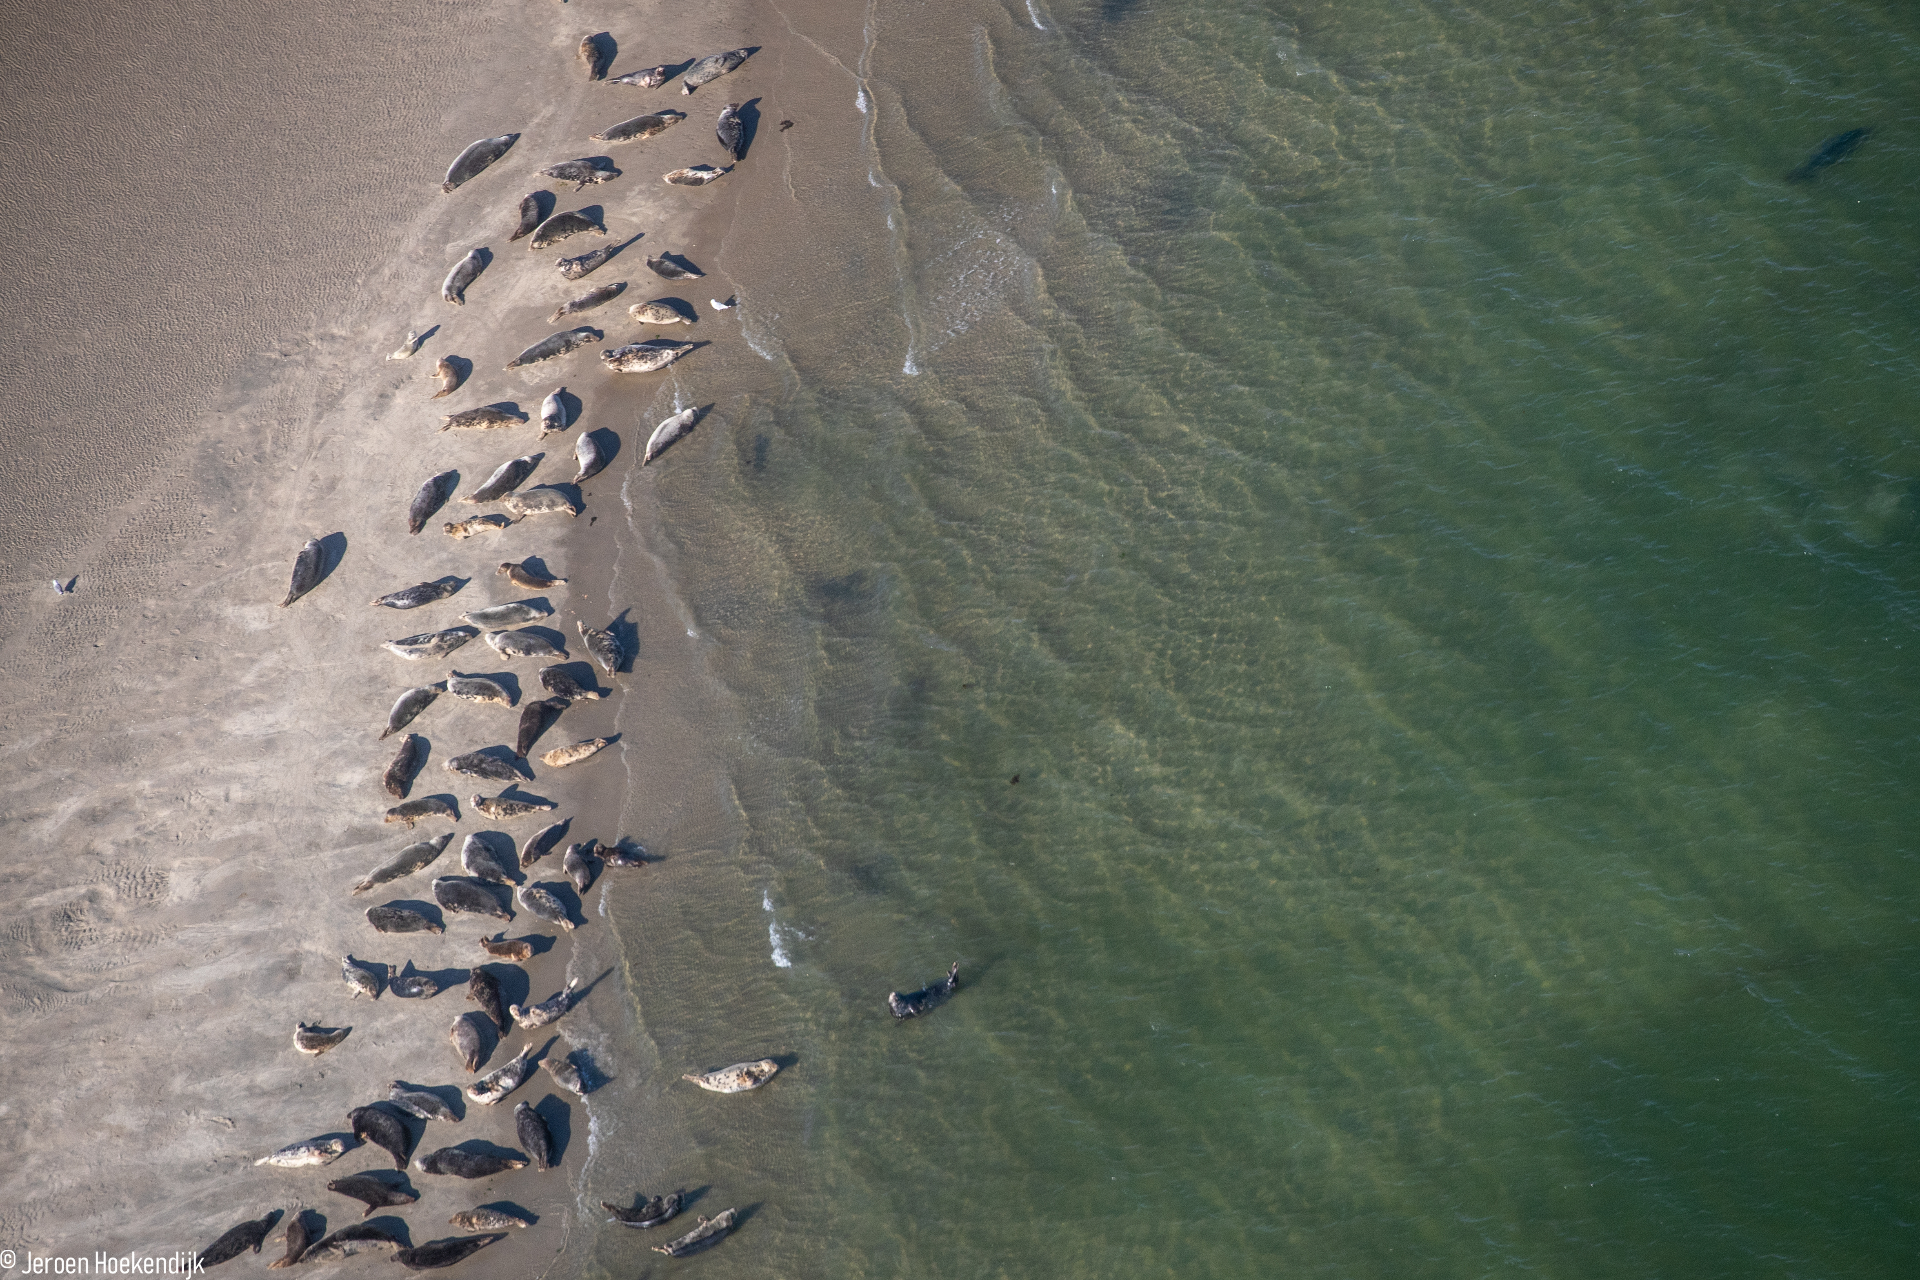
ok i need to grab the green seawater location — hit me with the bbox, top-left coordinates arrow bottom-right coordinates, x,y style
592,1 -> 1920,1275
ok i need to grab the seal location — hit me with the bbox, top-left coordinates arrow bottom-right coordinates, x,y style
539,388 -> 573,437
662,165 -> 732,186
628,299 -> 694,325
515,697 -> 567,758
716,103 -> 744,161
486,628 -> 567,659
529,210 -> 605,251
367,903 -> 444,933
392,968 -> 440,999
681,1058 -> 779,1093
521,819 -> 569,866
444,514 -> 513,539
301,1225 -> 400,1263
464,454 -> 541,503
267,1212 -> 314,1269
563,840 -> 597,890
517,1100 -> 557,1170
389,329 -> 427,360
464,599 -> 552,629
440,405 -> 526,431
474,793 -> 559,821
198,1212 -> 281,1268
415,1149 -> 529,1178
510,977 -> 581,1030
558,243 -> 618,279
450,1208 -> 533,1231
381,684 -> 442,739
510,191 -> 544,241
501,560 -> 567,589
603,1193 -> 681,1229
348,1104 -> 411,1170
430,356 -> 460,399
543,1054 -> 589,1096
461,833 -> 518,884
442,248 -> 486,305
479,932 -> 535,960
374,579 -> 461,610
538,665 -> 603,702
396,1236 -> 503,1269
888,961 -> 960,1019
578,619 -> 623,675
580,31 -> 613,80
446,672 -> 513,706
602,339 -> 692,373
644,405 -> 700,463
681,47 -> 752,94
450,1010 -> 487,1072
591,110 -> 686,143
382,798 -> 458,831
517,882 -> 576,930
503,486 -> 580,520
603,842 -> 649,867
1788,128 -> 1868,182
610,65 -> 671,88
645,253 -> 703,280
544,737 -> 612,769
383,626 -> 480,662
282,538 -> 325,607
541,158 -> 620,190
355,831 -> 454,892
342,954 -> 388,1000
388,1082 -> 459,1123
443,133 -> 519,193
550,281 -> 625,324
653,1210 -> 738,1257
468,965 -> 507,1030
328,1173 -> 419,1217
467,1042 -> 537,1104
435,875 -> 514,920
573,431 -> 610,483
295,1022 -> 352,1055
383,733 -> 428,799
256,1136 -> 350,1168
408,471 -> 458,535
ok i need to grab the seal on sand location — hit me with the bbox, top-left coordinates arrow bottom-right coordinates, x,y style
517,882 -> 576,930
558,243 -> 619,279
538,665 -> 602,702
384,626 -> 479,661
451,1208 -> 533,1230
465,455 -> 542,503
373,580 -> 461,610
551,281 -> 625,324
348,1104 -> 411,1170
486,628 -> 567,660
282,538 -> 326,607
628,299 -> 694,325
510,191 -> 544,241
461,833 -> 518,885
500,560 -> 566,589
716,103 -> 744,161
544,738 -> 612,769
294,1022 -> 352,1055
539,388 -> 573,437
443,133 -> 518,193
392,969 -> 439,999
563,840 -> 597,891
592,111 -> 686,143
644,405 -> 699,463
256,1136 -> 350,1168
888,961 -> 960,1019
529,209 -> 605,251
355,830 -> 454,893
681,48 -> 752,94
382,684 -> 441,739
430,356 -> 460,399
464,599 -> 552,629
342,954 -> 388,1000
396,1236 -> 503,1269
467,1042 -> 537,1105
367,904 -> 443,934
267,1212 -> 313,1269
389,329 -> 427,360
480,932 -> 535,960
474,794 -> 558,821
516,1100 -> 556,1170
450,1010 -> 487,1072
515,697 -> 567,758
579,32 -> 613,80
440,405 -> 526,431
522,819 -> 569,866
383,733 -> 428,799
388,1083 -> 459,1123
610,65 -> 670,88
301,1225 -> 400,1263
570,430 -> 611,483
544,1054 -> 589,1097
578,619 -> 624,675
468,965 -> 507,1031
603,1193 -> 681,1229
509,977 -> 580,1031
646,253 -> 703,280
442,248 -> 486,305
383,797 -> 458,829
603,340 -> 692,373
445,514 -> 512,539
446,672 -> 513,706
435,875 -> 514,920
198,1212 -> 281,1268
541,158 -> 620,190
663,165 -> 731,186
503,486 -> 579,520
681,1059 -> 779,1093
415,1148 -> 528,1178
444,750 -> 520,782
328,1173 -> 418,1217
508,326 -> 600,373
408,470 -> 458,535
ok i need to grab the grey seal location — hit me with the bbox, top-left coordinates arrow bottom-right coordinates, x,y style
460,833 -> 518,884
509,976 -> 580,1030
592,110 -> 685,143
301,1225 -> 400,1263
516,1100 -> 556,1170
663,165 -> 731,186
467,1042 -> 536,1104
603,1192 -> 681,1228
256,1136 -> 350,1168
446,672 -> 513,706
515,696 -> 567,758
388,1082 -> 459,1123
468,965 -> 507,1030
603,843 -> 648,867
450,1010 -> 486,1072
541,158 -> 619,190
367,903 -> 443,933
550,281 -> 624,323
579,31 -> 613,80
628,299 -> 694,325
198,1212 -> 281,1268
517,882 -> 576,930
450,1208 -> 532,1230
563,840 -> 597,890
328,1173 -> 418,1217
268,1212 -> 313,1269
342,954 -> 388,1000
522,819 -> 569,866
442,248 -> 486,305
415,1148 -> 528,1178
716,102 -> 744,161
539,388 -> 573,437
509,191 -> 544,241
294,1022 -> 352,1055
602,339 -> 692,373
440,404 -> 526,431
486,628 -> 566,659
392,967 -> 440,998
681,1059 -> 778,1092
538,665 -> 602,702
545,738 -> 612,769
443,133 -> 518,192
501,560 -> 566,589
558,243 -> 619,279
384,626 -> 479,661
644,406 -> 699,463
1788,128 -> 1868,182
382,733 -> 427,799
408,471 -> 458,535
435,875 -> 513,920
503,486 -> 580,520
382,798 -> 457,830
653,1210 -> 738,1257
396,1236 -> 503,1270
465,454 -> 541,503
355,831 -> 454,892
348,1104 -> 411,1169
479,932 -> 534,960
543,1054 -> 589,1096
889,961 -> 959,1019
281,538 -> 325,607
430,356 -> 459,399
577,619 -> 623,675
681,48 -> 751,94
529,209 -> 605,251
444,514 -> 512,539
645,253 -> 703,280
609,65 -> 670,88
381,684 -> 442,739
372,580 -> 461,610
474,793 -> 558,821
464,599 -> 552,629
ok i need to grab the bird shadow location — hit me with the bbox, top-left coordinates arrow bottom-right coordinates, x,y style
609,608 -> 638,673
393,1081 -> 467,1124
736,98 -> 761,161
535,1093 -> 572,1165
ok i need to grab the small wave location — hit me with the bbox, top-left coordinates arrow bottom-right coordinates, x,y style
856,88 -> 868,114
762,891 -> 793,967
1026,0 -> 1046,30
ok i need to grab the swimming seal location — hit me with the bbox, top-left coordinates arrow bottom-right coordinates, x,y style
356,830 -> 454,892
479,932 -> 535,960
392,967 -> 440,999
577,620 -> 624,675
443,750 -> 519,783
281,538 -> 326,607
440,405 -> 526,431
544,1054 -> 589,1096
563,840 -> 597,890
474,794 -> 559,821
415,1148 -> 529,1178
450,1011 -> 487,1072
373,580 -> 461,610
628,299 -> 694,325
408,471 -> 458,535
383,733 -> 427,799
603,1193 -> 681,1229
529,209 -> 605,251
517,882 -> 576,930
541,158 -> 620,190
503,486 -> 580,520
443,133 -> 519,193
468,966 -> 507,1031
602,339 -> 692,373
435,875 -> 514,920
545,738 -> 612,769
516,1100 -> 556,1170
592,110 -> 686,143
328,1173 -> 418,1217
681,1059 -> 778,1093
645,253 -> 703,280
643,406 -> 699,463
430,356 -> 459,399
610,65 -> 670,88
467,1042 -> 537,1105
653,1209 -> 738,1257
382,797 -> 458,830
256,1136 -> 350,1168
515,696 -> 567,758
509,977 -> 580,1030
348,1104 -> 412,1169
367,903 -> 444,933
603,842 -> 648,867
538,665 -> 603,702
381,684 -> 442,739
384,626 -> 480,662
539,388 -> 573,437
442,249 -> 486,305
508,327 -> 600,372
551,281 -> 625,323
267,1212 -> 313,1269
558,243 -> 619,279
579,32 -> 613,80
664,165 -> 731,186
1787,128 -> 1868,182
342,954 -> 388,1000
716,103 -> 744,161
464,599 -> 552,629
510,191 -> 544,242
450,1208 -> 533,1231
465,455 -> 542,503
486,628 -> 567,659
444,515 -> 512,539
396,1236 -> 503,1270
681,48 -> 751,94
388,1082 -> 459,1123
446,672 -> 513,706
198,1212 -> 281,1268
294,1022 -> 351,1055
889,961 -> 960,1019
501,560 -> 566,589
461,833 -> 518,884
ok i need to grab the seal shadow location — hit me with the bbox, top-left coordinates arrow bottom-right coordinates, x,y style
527,191 -> 556,227
547,660 -> 608,700
573,204 -> 606,230
442,355 -> 472,393
610,608 -> 638,674
599,230 -> 645,267
649,296 -> 699,324
444,1137 -> 528,1163
654,57 -> 697,88
404,959 -> 476,995
381,898 -> 444,932
571,966 -> 617,1004
581,428 -> 621,479
316,531 -> 348,588
395,1081 -> 466,1124
649,250 -> 703,278
475,830 -> 525,883
736,98 -> 762,162
513,626 -> 570,661
360,1214 -> 414,1248
478,1200 -> 537,1226
768,1051 -> 800,1073
534,1093 -> 572,1165
517,555 -> 565,583
529,879 -> 584,928
478,960 -> 531,1011
364,1103 -> 421,1162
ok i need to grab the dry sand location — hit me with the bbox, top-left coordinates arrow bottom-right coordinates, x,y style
0,0 -> 872,1267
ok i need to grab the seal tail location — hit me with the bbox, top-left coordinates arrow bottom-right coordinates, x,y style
943,961 -> 960,993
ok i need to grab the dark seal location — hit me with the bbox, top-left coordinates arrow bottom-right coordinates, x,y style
197,1211 -> 281,1268
888,961 -> 959,1019
349,1103 -> 412,1170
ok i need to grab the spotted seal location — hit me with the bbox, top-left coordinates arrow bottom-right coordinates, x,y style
342,955 -> 388,1000
373,579 -> 461,610
408,471 -> 458,535
440,404 -> 527,431
529,209 -> 605,251
543,1054 -> 589,1097
256,1136 -> 350,1168
603,339 -> 692,373
381,684 -> 442,739
464,599 -> 552,629
446,672 -> 513,706
475,794 -> 558,821
517,882 -> 576,930
716,103 -> 744,161
355,831 -> 454,892
629,299 -> 694,325
450,1208 -> 533,1231
415,1148 -> 528,1178
592,110 -> 686,143
603,1192 -> 681,1229
510,977 -> 580,1030
653,1209 -> 738,1257
681,48 -> 751,94
430,356 -> 460,399
889,961 -> 960,1019
467,1042 -> 537,1105
348,1104 -> 412,1170
538,665 -> 602,702
504,486 -> 580,520
442,248 -> 486,305
544,738 -> 612,770
382,798 -> 457,830
198,1212 -> 281,1268
486,628 -> 567,660
384,626 -> 479,662
445,514 -> 512,539
550,281 -> 625,324
465,454 -> 542,503
392,968 -> 440,999
468,965 -> 507,1031
681,1058 -> 778,1093
515,697 -> 567,758
558,243 -> 619,279
643,405 -> 699,463
382,733 -> 427,799
435,875 -> 514,920
501,560 -> 566,589
577,620 -> 624,676
294,1022 -> 352,1055
509,191 -> 544,241
479,932 -> 534,960
541,158 -> 620,190
645,253 -> 703,280
388,1082 -> 459,1123
460,833 -> 518,885
664,164 -> 731,186
610,65 -> 670,88
281,538 -> 326,607
443,133 -> 519,192
367,903 -> 443,933
539,388 -> 574,437
328,1173 -> 418,1217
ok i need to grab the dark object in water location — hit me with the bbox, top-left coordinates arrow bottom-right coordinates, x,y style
888,960 -> 959,1019
1786,128 -> 1868,183
603,1191 -> 682,1228
652,1209 -> 737,1256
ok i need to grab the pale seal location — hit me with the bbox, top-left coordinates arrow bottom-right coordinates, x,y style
383,733 -> 427,799
517,882 -> 576,930
500,560 -> 566,589
509,191 -> 544,241
267,1212 -> 314,1269
199,1212 -> 281,1268
450,1010 -> 487,1072
342,954 -> 388,1000
539,388 -> 573,437
888,961 -> 959,1019
467,1042 -> 536,1104
435,875 -> 514,920
538,665 -> 603,702
444,514 -> 512,539
415,1148 -> 528,1178
430,356 -> 460,398
474,793 -> 558,821
295,1022 -> 352,1055
541,157 -> 620,190
563,839 -> 597,890
395,1236 -> 503,1269
578,619 -> 624,675
529,209 -> 605,251
681,1058 -> 778,1093
392,968 -> 440,999
515,696 -> 567,758
628,299 -> 694,325
609,65 -> 670,88
486,628 -> 567,660
372,580 -> 461,610
440,404 -> 527,431
644,405 -> 700,463
468,965 -> 507,1031
716,103 -> 744,161
517,1100 -> 556,1170
408,470 -> 458,535
545,737 -> 612,769
384,626 -> 479,661
388,1082 -> 459,1123
465,454 -> 541,503
355,830 -> 454,892
572,432 -> 609,483
521,819 -> 569,866
603,339 -> 692,373
460,833 -> 518,884
443,133 -> 519,193
510,976 -> 580,1030
646,253 -> 703,280
558,243 -> 619,279
543,1054 -> 589,1097
348,1104 -> 411,1170
446,672 -> 513,706
442,248 -> 486,305
653,1210 -> 738,1257
282,537 -> 326,607
604,1193 -> 681,1229
381,684 -> 442,739
328,1173 -> 418,1217
450,1208 -> 533,1231
479,932 -> 534,960
367,903 -> 444,933
579,31 -> 613,80
550,281 -> 625,323
592,110 -> 686,143
504,486 -> 580,520
256,1136 -> 350,1168
663,164 -> 731,186
681,48 -> 751,94
464,599 -> 552,629
389,329 -> 427,360
382,798 -> 457,830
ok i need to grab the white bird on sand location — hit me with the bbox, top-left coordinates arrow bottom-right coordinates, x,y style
51,577 -> 72,595
709,296 -> 737,311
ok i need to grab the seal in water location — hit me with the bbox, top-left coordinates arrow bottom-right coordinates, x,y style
603,842 -> 648,867
374,580 -> 461,610
610,64 -> 670,88
628,299 -> 694,325
644,405 -> 699,463
604,1192 -> 681,1229
430,356 -> 460,399
256,1136 -> 350,1168
664,164 -> 731,186
282,538 -> 325,607
539,388 -> 573,437
442,249 -> 486,305
579,31 -> 613,80
501,560 -> 566,589
710,295 -> 738,310
503,486 -> 579,520
384,626 -> 479,662
480,932 -> 534,960
716,103 -> 744,161
515,697 -> 567,758
451,1208 -> 533,1231
602,340 -> 691,373
467,1042 -> 537,1104
681,47 -> 751,94
443,133 -> 518,193
435,875 -> 513,920
342,954 -> 388,1000
475,794 -> 558,821
294,1022 -> 352,1055
570,431 -> 609,484
464,599 -> 552,629
558,243 -> 619,279
539,665 -> 602,702
645,253 -> 703,280
415,1149 -> 529,1178
198,1212 -> 281,1268
301,1225 -> 400,1263
1787,128 -> 1869,182
522,820 -> 568,866
268,1212 -> 313,1269
465,455 -> 541,503
529,209 -> 605,251
367,903 -> 443,933
382,797 -> 458,830
388,1082 -> 459,1123
516,1100 -> 556,1170
396,1236 -> 503,1270
486,628 -> 566,660
653,1209 -> 738,1257
408,471 -> 458,535
383,733 -> 427,799
592,110 -> 686,143
551,281 -> 625,324
349,1104 -> 411,1169
444,514 -> 512,539
510,191 -> 544,242
578,619 -> 623,676
461,833 -> 518,884
381,684 -> 442,740
392,968 -> 440,999
450,1010 -> 487,1072
889,960 -> 960,1019
356,830 -> 455,892
389,329 -> 427,360
446,672 -> 513,706
468,965 -> 507,1031
545,738 -> 612,770
541,158 -> 620,190
440,405 -> 526,432
544,1054 -> 589,1097
563,840 -> 597,890
328,1173 -> 418,1217
510,977 -> 581,1030
681,1059 -> 779,1093
518,882 -> 576,930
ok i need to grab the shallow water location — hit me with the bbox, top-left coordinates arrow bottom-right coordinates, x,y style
591,1 -> 1920,1274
